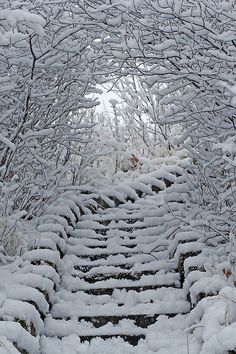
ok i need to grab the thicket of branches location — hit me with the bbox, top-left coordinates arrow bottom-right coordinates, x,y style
0,0 -> 235,250
82,0 -> 236,240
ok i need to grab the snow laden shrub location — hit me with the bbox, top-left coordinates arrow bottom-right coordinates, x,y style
188,287 -> 236,354
0,199 -> 25,255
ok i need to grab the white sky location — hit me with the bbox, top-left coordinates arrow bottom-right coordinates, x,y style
94,87 -> 121,114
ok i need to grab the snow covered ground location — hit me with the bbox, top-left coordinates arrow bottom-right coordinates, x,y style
0,153 -> 236,354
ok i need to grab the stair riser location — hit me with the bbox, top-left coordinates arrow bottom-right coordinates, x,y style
81,284 -> 180,296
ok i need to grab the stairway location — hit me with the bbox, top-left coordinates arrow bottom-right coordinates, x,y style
42,165 -> 194,349
1,162 -> 233,353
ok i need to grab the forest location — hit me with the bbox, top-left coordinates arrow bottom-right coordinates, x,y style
0,1 -> 235,353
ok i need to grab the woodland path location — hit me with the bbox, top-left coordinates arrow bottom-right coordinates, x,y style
0,162 -> 233,354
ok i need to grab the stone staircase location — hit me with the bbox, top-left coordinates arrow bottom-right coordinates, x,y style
0,164 -> 234,353
43,166 -> 193,347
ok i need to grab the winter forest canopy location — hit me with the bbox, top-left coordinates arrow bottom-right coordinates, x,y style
0,0 -> 236,353
1,0 -> 235,237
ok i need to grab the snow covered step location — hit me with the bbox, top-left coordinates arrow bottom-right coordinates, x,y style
83,284 -> 178,296
72,258 -> 177,275
85,199 -> 169,217
74,253 -> 138,262
90,217 -> 144,227
168,231 -> 200,257
92,218 -> 179,238
64,251 -> 170,269
183,254 -> 206,276
52,300 -> 190,320
175,242 -> 204,285
68,230 -> 171,249
67,239 -> 172,260
54,287 -> 187,307
64,251 -> 169,269
71,214 -> 178,239
69,227 -> 160,243
93,204 -> 172,219
66,241 -> 170,258
45,317 -> 147,345
61,271 -> 180,293
93,226 -> 147,236
183,269 -> 232,307
75,269 -> 162,284
73,262 -> 178,283
66,245 -> 146,257
88,219 -> 146,230
75,213 -> 177,233
51,288 -> 189,318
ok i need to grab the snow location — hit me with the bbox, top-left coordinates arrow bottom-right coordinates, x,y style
9,271 -> 54,295
22,249 -> 62,274
37,222 -> 68,240
0,134 -> 15,151
28,231 -> 67,255
0,336 -> 20,353
61,271 -> 180,292
3,285 -> 49,315
0,299 -> 44,334
151,39 -> 176,52
51,298 -> 189,318
41,315 -> 201,354
45,317 -> 148,338
0,153 -> 235,353
18,264 -> 60,287
0,322 -> 39,354
189,274 -> 231,305
0,9 -> 45,36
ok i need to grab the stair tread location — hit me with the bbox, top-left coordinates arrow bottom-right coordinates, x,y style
63,252 -> 169,267
77,269 -> 166,283
55,287 -> 186,305
72,259 -> 177,274
71,222 -> 177,241
45,317 -> 148,337
68,234 -> 169,247
62,272 -> 180,292
66,242 -> 169,257
52,300 -> 190,318
83,284 -> 179,295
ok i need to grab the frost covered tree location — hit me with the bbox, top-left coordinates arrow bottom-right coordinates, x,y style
113,76 -> 178,156
0,0 -> 116,248
1,0 -> 236,250
86,0 -> 236,236
0,2 -> 108,204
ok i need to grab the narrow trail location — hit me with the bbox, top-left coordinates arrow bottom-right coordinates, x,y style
0,162 -> 234,354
